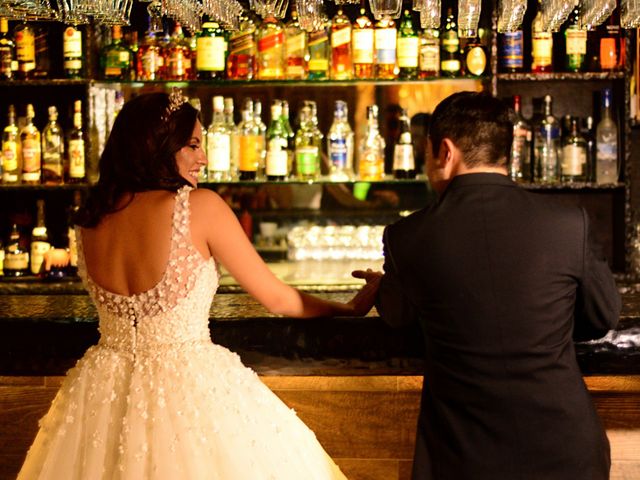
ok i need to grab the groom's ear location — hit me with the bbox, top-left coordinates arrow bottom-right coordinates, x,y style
438,138 -> 457,180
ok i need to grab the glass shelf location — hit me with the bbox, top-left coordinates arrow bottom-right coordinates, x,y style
0,78 -> 89,87
497,72 -> 625,82
0,183 -> 89,191
200,175 -> 429,186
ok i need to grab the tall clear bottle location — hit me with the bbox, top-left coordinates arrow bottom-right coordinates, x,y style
358,105 -> 385,180
534,95 -> 560,183
30,199 -> 50,275
294,105 -> 321,180
331,9 -> 353,80
20,104 -> 41,185
224,98 -> 240,178
561,117 -> 587,182
257,14 -> 286,79
42,106 -> 64,185
207,96 -> 231,181
67,100 -> 86,184
596,88 -> 618,184
254,100 -> 267,176
510,95 -> 532,182
328,100 -> 354,181
352,2 -> 374,79
2,105 -> 20,184
393,108 -> 415,178
265,101 -> 289,180
281,100 -> 295,173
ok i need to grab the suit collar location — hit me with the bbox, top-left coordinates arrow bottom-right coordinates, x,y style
437,172 -> 515,202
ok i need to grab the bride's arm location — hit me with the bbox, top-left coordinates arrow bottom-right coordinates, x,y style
189,189 -> 380,318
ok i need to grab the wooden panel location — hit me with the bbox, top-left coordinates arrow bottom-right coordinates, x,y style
334,458 -> 400,480
592,393 -> 640,429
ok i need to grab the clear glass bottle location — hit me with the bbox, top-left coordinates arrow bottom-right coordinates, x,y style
358,104 -> 386,180
419,28 -> 440,78
2,105 -> 20,184
393,107 -> 415,178
196,21 -> 227,79
67,100 -> 86,184
257,14 -> 286,80
227,15 -> 257,80
281,100 -> 295,173
510,95 -> 532,182
596,88 -> 618,184
331,9 -> 353,80
63,25 -> 83,78
397,10 -> 419,80
207,96 -> 231,181
42,106 -> 64,185
102,25 -> 132,80
0,17 -> 17,80
285,5 -> 307,80
20,104 -> 41,185
254,100 -> 267,176
352,2 -> 374,79
583,116 -> 596,182
308,24 -> 330,79
561,117 -> 587,182
266,101 -> 289,181
295,105 -> 322,180
534,95 -> 560,183
238,100 -> 261,180
328,100 -> 354,181
14,21 -> 35,80
30,199 -> 50,275
531,1 -> 553,73
224,97 -> 240,178
440,8 -> 460,77
4,224 -> 29,277
374,15 -> 397,79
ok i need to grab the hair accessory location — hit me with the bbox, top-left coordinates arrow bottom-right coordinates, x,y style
162,87 -> 188,122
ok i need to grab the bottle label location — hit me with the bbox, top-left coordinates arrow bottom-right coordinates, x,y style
142,49 -> 162,76
258,31 -> 285,53
397,37 -> 419,68
63,27 -> 82,58
296,146 -> 319,175
2,140 -> 17,172
441,32 -> 459,52
308,30 -> 328,47
30,240 -> 51,274
352,30 -> 374,63
600,38 -> 617,70
196,36 -> 226,71
332,27 -> 351,47
230,31 -> 256,56
69,139 -> 85,178
22,138 -> 41,179
597,142 -> 617,161
43,149 -> 63,173
286,32 -> 306,55
266,137 -> 288,176
359,150 -> 383,180
207,133 -> 231,172
441,59 -> 461,72
500,32 -> 523,69
466,46 -> 486,76
566,29 -> 587,55
16,28 -> 35,62
4,252 -> 28,271
562,144 -> 586,176
169,49 -> 188,77
532,33 -> 552,66
419,41 -> 439,73
308,58 -> 329,71
329,138 -> 348,168
393,144 -> 415,170
68,227 -> 78,267
239,135 -> 261,172
375,28 -> 397,64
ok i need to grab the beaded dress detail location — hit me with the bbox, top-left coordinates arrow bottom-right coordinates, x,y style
18,186 -> 346,480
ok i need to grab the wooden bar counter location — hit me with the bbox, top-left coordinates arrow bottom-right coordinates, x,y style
0,287 -> 639,479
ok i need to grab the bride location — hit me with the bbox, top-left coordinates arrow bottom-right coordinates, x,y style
18,90 -> 381,479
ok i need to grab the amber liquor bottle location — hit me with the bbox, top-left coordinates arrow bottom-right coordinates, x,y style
374,15 -> 397,79
352,2 -> 374,79
67,100 -> 86,184
227,15 -> 256,80
20,104 -> 41,185
331,9 -> 353,80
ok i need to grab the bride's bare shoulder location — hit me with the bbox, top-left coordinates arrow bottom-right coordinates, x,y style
188,188 -> 230,216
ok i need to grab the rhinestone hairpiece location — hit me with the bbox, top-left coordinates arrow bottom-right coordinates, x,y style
162,87 -> 188,122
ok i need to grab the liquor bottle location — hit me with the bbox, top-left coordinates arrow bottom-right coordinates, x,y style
294,105 -> 321,180
2,105 -> 20,184
596,88 -> 618,184
393,108 -> 416,178
265,101 -> 289,181
352,3 -> 374,79
0,17 -> 17,80
68,100 -> 86,184
30,199 -> 51,275
583,116 -> 596,182
281,100 -> 295,172
531,2 -> 553,73
374,15 -> 397,79
308,25 -> 330,80
20,104 -> 41,185
254,100 -> 267,175
499,30 -> 524,72
238,100 -> 260,180
257,14 -> 285,80
331,9 -> 353,80
63,25 -> 83,78
42,106 -> 64,185
33,24 -> 50,78
564,7 -> 586,72
137,19 -> 164,81
510,95 -> 532,182
167,23 -> 192,80
397,10 -> 419,80
599,15 -> 621,71
462,36 -> 487,76
306,100 -> 324,157
196,21 -> 227,79
561,117 -> 587,182
227,15 -> 257,80
359,105 -> 386,180
4,224 -> 29,277
440,8 -> 461,77
223,98 -> 239,178
328,100 -> 354,181
207,96 -> 231,181
67,190 -> 82,273
103,26 -> 132,80
533,95 -> 560,183
14,21 -> 35,79
285,6 -> 307,80
419,28 -> 440,78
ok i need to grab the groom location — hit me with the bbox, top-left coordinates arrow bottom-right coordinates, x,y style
375,92 -> 620,479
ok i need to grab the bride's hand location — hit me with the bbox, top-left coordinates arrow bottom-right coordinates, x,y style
348,269 -> 383,316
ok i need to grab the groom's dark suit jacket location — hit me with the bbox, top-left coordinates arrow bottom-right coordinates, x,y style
377,173 -> 620,480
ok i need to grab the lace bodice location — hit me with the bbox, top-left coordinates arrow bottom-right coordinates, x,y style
76,186 -> 219,353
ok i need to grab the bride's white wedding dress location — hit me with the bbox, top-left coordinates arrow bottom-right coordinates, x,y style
18,186 -> 347,480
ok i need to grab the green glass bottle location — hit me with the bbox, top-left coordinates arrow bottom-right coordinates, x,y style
196,21 -> 227,79
397,10 -> 419,79
266,101 -> 289,181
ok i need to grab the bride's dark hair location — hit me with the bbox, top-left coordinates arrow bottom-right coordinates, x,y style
75,92 -> 200,228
